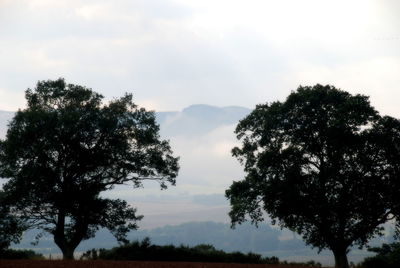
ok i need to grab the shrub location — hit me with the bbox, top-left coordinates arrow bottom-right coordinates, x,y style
81,237 -> 279,264
0,248 -> 44,259
361,243 -> 400,268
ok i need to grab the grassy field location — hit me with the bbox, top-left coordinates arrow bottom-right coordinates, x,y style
0,260 -> 326,268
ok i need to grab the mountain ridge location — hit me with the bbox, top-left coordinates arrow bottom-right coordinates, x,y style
0,104 -> 251,139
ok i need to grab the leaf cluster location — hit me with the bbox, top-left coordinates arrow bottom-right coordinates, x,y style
0,191 -> 26,252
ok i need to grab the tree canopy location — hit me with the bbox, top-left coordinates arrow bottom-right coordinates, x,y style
0,78 -> 179,259
226,85 -> 400,268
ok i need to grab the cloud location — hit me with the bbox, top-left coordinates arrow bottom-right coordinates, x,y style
1,0 -> 399,233
75,3 -> 112,21
288,57 -> 400,117
0,89 -> 25,111
0,0 -> 399,114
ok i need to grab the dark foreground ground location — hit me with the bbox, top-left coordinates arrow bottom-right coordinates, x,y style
0,260 -> 326,268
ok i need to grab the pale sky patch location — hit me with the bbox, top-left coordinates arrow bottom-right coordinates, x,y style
1,0 -> 398,194
0,0 -> 398,112
1,1 -> 399,194
1,1 -> 399,243
289,57 -> 400,117
0,89 -> 25,111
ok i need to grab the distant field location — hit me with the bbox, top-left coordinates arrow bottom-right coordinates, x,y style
0,260 -> 324,268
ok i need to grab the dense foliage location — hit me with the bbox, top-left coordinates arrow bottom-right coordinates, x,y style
81,238 -> 325,266
0,191 -> 25,253
129,221 -> 283,253
226,85 -> 400,268
0,248 -> 43,259
0,79 -> 179,259
81,237 -> 279,264
361,242 -> 400,268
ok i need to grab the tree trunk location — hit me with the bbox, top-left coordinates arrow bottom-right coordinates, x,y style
53,210 -> 82,260
333,248 -> 349,268
54,231 -> 79,260
60,246 -> 75,260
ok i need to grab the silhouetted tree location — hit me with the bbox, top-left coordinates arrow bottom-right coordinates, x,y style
226,85 -> 400,268
0,79 -> 179,259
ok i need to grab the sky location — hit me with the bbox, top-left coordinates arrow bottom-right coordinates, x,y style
1,0 -> 400,231
0,0 -> 399,115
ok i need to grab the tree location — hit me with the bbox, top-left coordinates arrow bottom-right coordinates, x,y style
226,85 -> 400,268
0,79 -> 179,259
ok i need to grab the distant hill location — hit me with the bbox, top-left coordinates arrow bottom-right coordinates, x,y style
0,104 -> 251,138
157,104 -> 250,137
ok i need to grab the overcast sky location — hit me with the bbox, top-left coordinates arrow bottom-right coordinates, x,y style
1,1 -> 400,239
0,0 -> 399,115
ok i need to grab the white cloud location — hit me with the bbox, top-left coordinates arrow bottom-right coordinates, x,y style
288,57 -> 400,117
75,3 -> 112,20
1,0 -> 399,234
0,0 -> 399,112
0,89 -> 24,112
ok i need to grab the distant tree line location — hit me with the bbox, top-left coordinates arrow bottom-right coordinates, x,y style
81,237 -> 324,267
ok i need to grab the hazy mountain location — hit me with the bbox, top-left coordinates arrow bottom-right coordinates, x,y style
0,104 -> 250,138
157,104 -> 250,137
